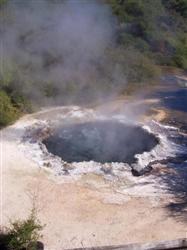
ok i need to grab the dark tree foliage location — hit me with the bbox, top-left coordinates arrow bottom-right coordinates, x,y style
163,0 -> 187,18
108,0 -> 187,69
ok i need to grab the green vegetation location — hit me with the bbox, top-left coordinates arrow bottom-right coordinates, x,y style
173,35 -> 187,69
0,0 -> 7,7
0,0 -> 187,127
43,82 -> 58,98
0,83 -> 32,128
0,90 -> 19,127
108,0 -> 187,71
163,0 -> 187,18
0,65 -> 32,128
0,209 -> 43,250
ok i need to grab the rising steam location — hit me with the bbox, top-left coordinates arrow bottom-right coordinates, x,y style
1,0 -> 123,105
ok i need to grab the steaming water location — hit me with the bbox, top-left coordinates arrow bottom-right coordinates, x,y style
43,121 -> 159,164
20,105 -> 182,177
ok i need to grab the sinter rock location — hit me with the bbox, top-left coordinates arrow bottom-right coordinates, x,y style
131,163 -> 152,176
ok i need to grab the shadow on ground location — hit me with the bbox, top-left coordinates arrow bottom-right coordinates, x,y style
158,161 -> 187,222
0,233 -> 44,250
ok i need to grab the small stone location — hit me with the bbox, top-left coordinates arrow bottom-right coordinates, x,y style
101,164 -> 112,175
62,169 -> 70,175
43,162 -> 52,168
63,163 -> 75,171
131,164 -> 152,176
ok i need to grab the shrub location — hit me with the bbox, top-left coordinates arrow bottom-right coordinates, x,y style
43,82 -> 58,98
174,54 -> 187,69
163,0 -> 187,18
0,64 -> 33,113
6,209 -> 43,250
108,47 -> 161,84
0,0 -> 7,7
173,36 -> 187,70
0,90 -> 19,128
120,33 -> 150,52
131,54 -> 161,83
10,91 -> 33,113
0,65 -> 16,89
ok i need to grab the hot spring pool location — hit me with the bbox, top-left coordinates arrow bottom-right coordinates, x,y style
43,120 -> 159,164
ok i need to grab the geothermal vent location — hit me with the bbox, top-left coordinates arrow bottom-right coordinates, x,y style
43,120 -> 159,164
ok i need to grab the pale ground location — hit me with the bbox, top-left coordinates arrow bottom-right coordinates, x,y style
1,100 -> 187,250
